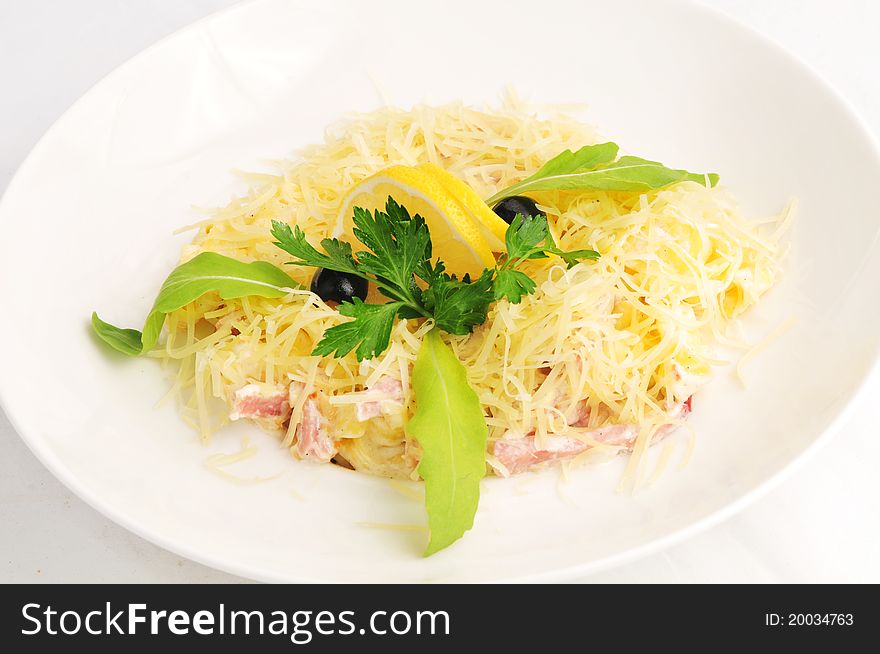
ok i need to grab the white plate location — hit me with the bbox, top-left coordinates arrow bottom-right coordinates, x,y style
2,0 -> 879,583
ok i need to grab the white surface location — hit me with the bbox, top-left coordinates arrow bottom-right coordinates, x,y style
1,0 -> 878,583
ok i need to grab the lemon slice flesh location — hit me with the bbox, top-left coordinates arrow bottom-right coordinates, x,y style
334,166 -> 496,279
416,163 -> 510,251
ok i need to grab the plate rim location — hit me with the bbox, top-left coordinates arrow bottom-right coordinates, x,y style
2,0 -> 880,582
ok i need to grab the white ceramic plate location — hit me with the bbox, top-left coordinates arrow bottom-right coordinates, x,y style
2,0 -> 879,583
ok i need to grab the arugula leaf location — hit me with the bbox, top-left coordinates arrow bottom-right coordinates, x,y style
486,143 -> 718,204
91,314 -> 148,355
524,142 -> 619,183
311,299 -> 404,360
551,155 -> 719,192
486,142 -> 617,203
409,329 -> 487,556
91,252 -> 298,355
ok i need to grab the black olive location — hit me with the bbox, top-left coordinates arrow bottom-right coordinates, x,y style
492,196 -> 542,224
310,269 -> 368,303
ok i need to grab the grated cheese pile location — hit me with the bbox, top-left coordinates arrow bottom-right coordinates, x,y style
151,95 -> 786,480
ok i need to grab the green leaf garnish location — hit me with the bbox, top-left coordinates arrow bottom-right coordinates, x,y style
504,209 -> 552,261
486,142 -> 718,204
271,221 -> 362,276
492,269 -> 536,303
547,246 -> 601,268
528,141 -> 619,179
311,299 -> 404,360
91,143 -> 722,558
421,269 -> 496,335
272,198 -> 598,361
496,212 -> 599,276
91,314 -> 147,355
91,252 -> 298,355
409,329 -> 488,555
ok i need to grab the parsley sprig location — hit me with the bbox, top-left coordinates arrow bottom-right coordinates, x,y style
271,197 -> 598,360
493,213 -> 600,303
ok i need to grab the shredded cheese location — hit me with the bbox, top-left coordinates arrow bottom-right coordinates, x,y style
159,94 -> 787,480
203,436 -> 280,484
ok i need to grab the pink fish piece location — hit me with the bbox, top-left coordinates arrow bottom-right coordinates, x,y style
353,377 -> 404,422
294,393 -> 337,463
492,399 -> 692,475
493,433 -> 590,475
229,383 -> 290,428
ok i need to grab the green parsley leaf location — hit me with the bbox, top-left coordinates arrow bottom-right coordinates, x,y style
350,197 -> 431,304
272,197 -> 600,359
271,221 -> 361,277
546,246 -> 601,269
312,299 -> 404,360
422,269 -> 495,335
498,213 -> 599,280
503,212 -> 551,262
493,268 -> 537,303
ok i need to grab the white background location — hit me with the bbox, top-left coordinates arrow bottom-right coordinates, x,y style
1,0 -> 878,583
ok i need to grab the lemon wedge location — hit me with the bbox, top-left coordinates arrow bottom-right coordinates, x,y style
416,163 -> 510,251
334,166 -> 496,279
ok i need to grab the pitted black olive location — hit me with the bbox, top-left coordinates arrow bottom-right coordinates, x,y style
310,269 -> 369,303
492,195 -> 542,224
